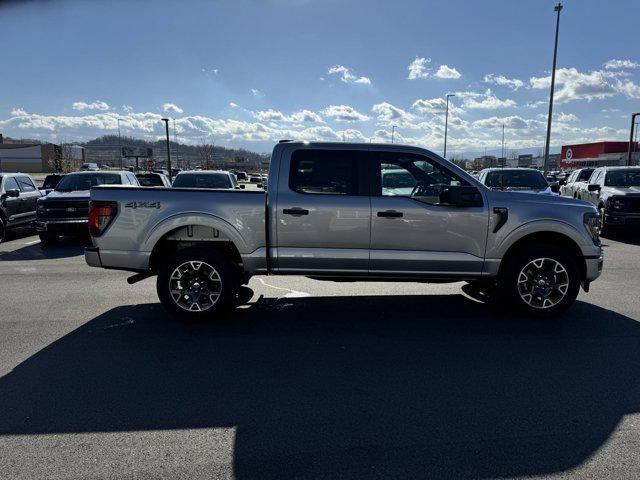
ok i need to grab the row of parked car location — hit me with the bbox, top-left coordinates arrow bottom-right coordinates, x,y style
0,168 -> 265,244
468,165 -> 640,235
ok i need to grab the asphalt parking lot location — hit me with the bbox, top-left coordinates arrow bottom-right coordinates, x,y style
1,232 -> 640,479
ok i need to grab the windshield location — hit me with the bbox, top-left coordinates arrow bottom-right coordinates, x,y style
605,169 -> 640,187
43,175 -> 63,189
55,173 -> 121,191
172,173 -> 232,189
485,170 -> 548,190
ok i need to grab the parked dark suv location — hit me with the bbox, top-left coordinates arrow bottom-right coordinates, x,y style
0,173 -> 42,243
35,170 -> 139,245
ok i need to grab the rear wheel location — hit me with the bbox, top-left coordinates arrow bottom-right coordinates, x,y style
157,247 -> 238,322
501,244 -> 580,317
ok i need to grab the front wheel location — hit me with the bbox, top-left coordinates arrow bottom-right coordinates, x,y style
0,218 -> 6,244
39,233 -> 58,246
501,244 -> 580,317
157,247 -> 238,322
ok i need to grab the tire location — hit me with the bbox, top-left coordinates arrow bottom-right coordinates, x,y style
0,217 -> 6,244
39,233 -> 58,246
157,247 -> 238,322
501,244 -> 580,318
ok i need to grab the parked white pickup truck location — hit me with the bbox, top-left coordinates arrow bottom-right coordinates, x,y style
85,141 -> 603,319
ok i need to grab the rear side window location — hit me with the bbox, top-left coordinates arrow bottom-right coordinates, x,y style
578,169 -> 594,181
17,176 -> 36,192
289,149 -> 360,195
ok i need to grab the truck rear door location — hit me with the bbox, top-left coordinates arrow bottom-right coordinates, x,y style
274,148 -> 370,273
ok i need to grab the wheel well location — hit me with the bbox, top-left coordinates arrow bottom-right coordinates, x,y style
148,227 -> 243,274
498,232 -> 586,280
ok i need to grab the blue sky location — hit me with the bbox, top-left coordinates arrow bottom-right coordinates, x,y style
1,0 -> 639,155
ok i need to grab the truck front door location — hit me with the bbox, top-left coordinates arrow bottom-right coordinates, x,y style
368,150 -> 489,276
275,148 -> 370,273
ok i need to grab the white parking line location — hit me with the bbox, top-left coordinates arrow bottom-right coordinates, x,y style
255,278 -> 310,298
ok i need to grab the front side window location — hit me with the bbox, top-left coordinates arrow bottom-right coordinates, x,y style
17,176 -> 36,192
289,149 -> 359,195
605,169 -> 640,187
172,173 -> 233,189
374,152 -> 467,205
3,176 -> 20,192
578,169 -> 594,182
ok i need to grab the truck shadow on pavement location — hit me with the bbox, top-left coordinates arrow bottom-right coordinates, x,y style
0,240 -> 85,261
1,295 -> 639,478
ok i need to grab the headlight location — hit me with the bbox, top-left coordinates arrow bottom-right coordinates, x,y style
583,212 -> 600,246
608,198 -> 625,211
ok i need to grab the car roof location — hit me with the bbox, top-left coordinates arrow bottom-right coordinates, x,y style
177,170 -> 230,174
599,166 -> 640,171
480,168 -> 541,173
66,170 -> 127,175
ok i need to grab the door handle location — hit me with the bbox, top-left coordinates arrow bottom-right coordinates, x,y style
377,210 -> 403,218
283,208 -> 309,216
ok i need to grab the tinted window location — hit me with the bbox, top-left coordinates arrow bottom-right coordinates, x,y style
577,169 -> 594,181
373,152 -> 467,205
605,169 -> 640,187
42,175 -> 63,189
172,173 -> 233,189
289,149 -> 359,195
136,174 -> 165,187
4,176 -> 20,192
17,176 -> 36,192
55,173 -> 121,191
484,170 -> 548,190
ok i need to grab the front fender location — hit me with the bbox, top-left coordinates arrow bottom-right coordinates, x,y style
144,212 -> 250,254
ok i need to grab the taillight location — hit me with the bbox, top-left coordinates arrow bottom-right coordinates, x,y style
88,201 -> 118,237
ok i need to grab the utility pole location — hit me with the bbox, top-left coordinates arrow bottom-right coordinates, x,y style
173,118 -> 179,171
117,118 -> 123,170
543,3 -> 563,174
391,125 -> 396,144
161,118 -> 172,181
501,124 -> 505,167
628,113 -> 639,166
444,93 -> 455,158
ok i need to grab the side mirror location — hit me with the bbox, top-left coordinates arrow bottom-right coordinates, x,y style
550,184 -> 560,193
439,185 -> 483,207
257,183 -> 263,189
4,188 -> 20,198
588,184 -> 601,192
239,184 -> 245,189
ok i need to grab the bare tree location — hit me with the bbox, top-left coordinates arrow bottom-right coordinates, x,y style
197,143 -> 215,169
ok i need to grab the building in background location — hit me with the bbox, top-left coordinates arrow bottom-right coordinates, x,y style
560,141 -> 639,169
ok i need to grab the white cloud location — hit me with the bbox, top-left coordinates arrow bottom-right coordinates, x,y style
483,73 -> 524,90
72,100 -> 110,111
434,65 -> 461,79
604,59 -> 640,70
407,57 -> 430,80
252,109 -> 324,123
372,102 -> 418,128
615,79 -> 640,99
122,105 -> 134,113
327,65 -> 372,85
322,105 -> 370,122
163,103 -> 183,113
411,97 -> 464,116
456,89 -> 516,109
529,68 -> 617,103
229,102 -> 239,108
525,100 -> 547,109
473,115 -> 541,130
251,88 -> 262,97
556,112 -> 579,123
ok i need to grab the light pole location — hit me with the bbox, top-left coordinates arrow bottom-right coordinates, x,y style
543,3 -> 563,174
391,125 -> 396,143
161,118 -> 172,181
117,118 -> 123,169
628,113 -> 639,166
443,93 -> 455,158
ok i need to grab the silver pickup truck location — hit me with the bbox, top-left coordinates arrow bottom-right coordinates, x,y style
85,141 -> 603,319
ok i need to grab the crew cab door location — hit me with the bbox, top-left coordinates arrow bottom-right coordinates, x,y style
15,175 -> 41,223
583,169 -> 604,205
368,150 -> 489,275
274,148 -> 370,273
1,176 -> 24,226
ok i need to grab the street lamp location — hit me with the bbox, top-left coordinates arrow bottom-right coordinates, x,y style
543,3 -> 563,174
443,93 -> 455,158
161,118 -> 172,181
628,113 -> 639,166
